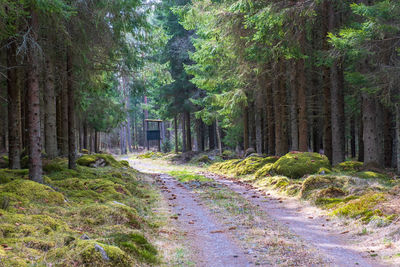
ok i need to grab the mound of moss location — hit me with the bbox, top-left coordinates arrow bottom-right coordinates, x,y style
235,156 -> 279,176
355,171 -> 388,180
254,175 -> 301,196
331,193 -> 386,221
300,175 -> 349,199
0,179 -> 65,206
208,159 -> 241,174
272,152 -> 331,179
254,163 -> 274,179
77,154 -> 127,168
334,161 -> 363,172
137,152 -> 164,159
190,154 -> 211,165
0,169 -> 29,184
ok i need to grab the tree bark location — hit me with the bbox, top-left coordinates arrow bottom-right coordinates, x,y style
266,79 -> 275,155
358,109 -> 364,162
61,55 -> 69,156
208,122 -> 215,150
362,94 -> 384,168
243,105 -> 249,151
27,10 -> 42,182
350,115 -> 356,158
384,108 -> 393,168
181,113 -> 186,152
274,60 -> 288,156
255,102 -> 263,154
67,48 -> 76,169
7,38 -> 21,169
297,58 -> 308,152
216,119 -> 222,156
185,111 -> 192,151
290,69 -> 299,151
44,55 -> 58,158
396,104 -> 400,174
174,115 -> 178,152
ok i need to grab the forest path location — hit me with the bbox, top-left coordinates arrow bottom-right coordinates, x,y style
123,156 -> 385,267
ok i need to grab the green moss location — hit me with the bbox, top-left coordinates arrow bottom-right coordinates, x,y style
76,240 -> 133,267
334,161 -> 363,172
0,179 -> 64,205
208,159 -> 241,174
254,176 -> 293,193
331,193 -> 386,220
318,167 -> 332,174
235,156 -> 278,176
77,154 -> 123,168
81,149 -> 89,154
119,160 -> 130,167
272,152 -> 331,179
111,232 -> 158,263
300,175 -> 349,199
222,150 -> 236,159
20,155 -> 29,169
0,169 -> 29,184
43,158 -> 68,173
254,163 -> 274,179
169,170 -> 212,183
190,154 -> 211,164
137,152 -> 164,159
356,171 -> 388,180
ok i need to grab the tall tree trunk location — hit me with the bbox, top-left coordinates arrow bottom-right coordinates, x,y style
174,115 -> 178,152
384,108 -> 393,168
290,70 -> 299,151
243,105 -> 249,151
274,60 -> 288,156
181,113 -> 186,152
83,121 -> 88,149
27,10 -> 42,182
297,58 -> 308,152
266,79 -> 275,155
44,55 -> 58,158
396,104 -> 400,174
255,102 -> 263,154
358,110 -> 364,162
216,119 -> 222,156
61,56 -> 69,156
249,101 -> 256,149
67,48 -> 76,169
185,111 -> 192,151
195,119 -> 204,152
350,115 -> 356,158
95,130 -> 99,153
208,123 -> 215,150
328,0 -> 345,165
363,94 -> 384,168
7,38 -> 21,169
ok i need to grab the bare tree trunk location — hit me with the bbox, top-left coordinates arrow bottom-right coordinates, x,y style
266,79 -> 275,155
290,71 -> 299,151
274,60 -> 288,156
297,58 -> 308,152
243,105 -> 249,150
185,111 -> 192,151
350,115 -> 356,158
363,94 -> 384,168
396,104 -> 400,174
181,113 -> 186,152
208,122 -> 215,150
384,108 -> 393,168
216,119 -> 222,156
255,102 -> 263,154
67,48 -> 76,169
27,10 -> 42,182
44,55 -> 58,158
174,115 -> 178,152
61,55 -> 69,156
7,38 -> 21,169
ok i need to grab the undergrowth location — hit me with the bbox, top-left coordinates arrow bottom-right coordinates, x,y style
0,154 -> 160,266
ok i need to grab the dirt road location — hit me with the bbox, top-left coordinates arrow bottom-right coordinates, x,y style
126,157 -> 385,267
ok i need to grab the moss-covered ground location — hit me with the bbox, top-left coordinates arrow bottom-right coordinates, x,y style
207,152 -> 399,226
0,154 -> 165,266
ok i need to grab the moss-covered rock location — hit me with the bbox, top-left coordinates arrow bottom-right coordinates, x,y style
119,160 -> 130,167
0,179 -> 64,205
272,152 -> 331,179
190,154 -> 211,164
0,169 -> 29,184
334,161 -> 363,172
81,149 -> 89,154
77,154 -> 123,168
110,232 -> 158,263
222,150 -> 236,159
208,159 -> 241,174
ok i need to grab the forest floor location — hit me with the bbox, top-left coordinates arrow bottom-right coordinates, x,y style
123,154 -> 390,267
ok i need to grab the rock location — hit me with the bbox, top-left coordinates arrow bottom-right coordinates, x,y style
80,234 -> 90,240
89,158 -> 107,168
244,148 -> 256,158
94,244 -> 110,261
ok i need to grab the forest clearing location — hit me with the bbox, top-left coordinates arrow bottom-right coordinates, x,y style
1,0 -> 400,266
